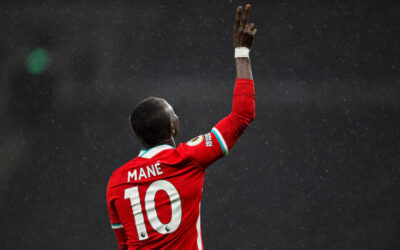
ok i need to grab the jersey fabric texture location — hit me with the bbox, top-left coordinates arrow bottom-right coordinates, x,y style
107,78 -> 255,250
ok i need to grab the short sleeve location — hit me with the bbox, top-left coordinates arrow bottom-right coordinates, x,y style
176,128 -> 229,169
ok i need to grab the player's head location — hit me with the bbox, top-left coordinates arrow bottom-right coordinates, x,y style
130,97 -> 179,147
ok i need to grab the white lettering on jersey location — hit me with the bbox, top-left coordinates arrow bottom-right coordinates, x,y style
128,170 -> 137,182
139,168 -> 147,179
127,163 -> 163,182
205,133 -> 212,147
147,165 -> 156,177
155,162 -> 163,175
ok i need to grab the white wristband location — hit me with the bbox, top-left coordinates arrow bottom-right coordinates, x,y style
235,47 -> 250,58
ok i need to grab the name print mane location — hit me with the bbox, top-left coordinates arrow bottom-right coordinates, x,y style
127,162 -> 163,182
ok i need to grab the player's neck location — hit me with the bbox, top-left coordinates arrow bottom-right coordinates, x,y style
142,137 -> 176,150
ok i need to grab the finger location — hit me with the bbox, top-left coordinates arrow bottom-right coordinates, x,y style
243,4 -> 251,26
235,6 -> 242,29
250,28 -> 257,35
245,23 -> 255,32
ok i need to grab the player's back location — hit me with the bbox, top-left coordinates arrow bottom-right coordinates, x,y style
107,144 -> 206,249
106,76 -> 256,249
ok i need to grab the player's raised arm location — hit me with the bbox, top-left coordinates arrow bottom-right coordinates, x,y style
210,3 -> 257,153
180,4 -> 257,168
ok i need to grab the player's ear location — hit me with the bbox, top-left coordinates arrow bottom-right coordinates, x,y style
171,116 -> 179,137
171,122 -> 177,137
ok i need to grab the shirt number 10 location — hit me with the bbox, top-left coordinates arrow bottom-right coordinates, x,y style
124,180 -> 182,241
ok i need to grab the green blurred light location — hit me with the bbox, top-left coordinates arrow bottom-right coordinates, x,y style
26,48 -> 48,75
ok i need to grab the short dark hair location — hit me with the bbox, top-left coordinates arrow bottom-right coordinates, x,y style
130,97 -> 172,146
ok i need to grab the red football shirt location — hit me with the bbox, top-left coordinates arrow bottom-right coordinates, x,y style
107,78 -> 255,249
107,129 -> 228,250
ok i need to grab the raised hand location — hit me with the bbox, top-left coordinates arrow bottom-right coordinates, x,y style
233,4 -> 257,49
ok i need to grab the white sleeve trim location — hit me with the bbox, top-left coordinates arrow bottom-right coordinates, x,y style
211,127 -> 229,156
196,203 -> 203,250
111,223 -> 124,229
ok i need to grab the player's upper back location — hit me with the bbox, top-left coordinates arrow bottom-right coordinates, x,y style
107,140 -> 224,249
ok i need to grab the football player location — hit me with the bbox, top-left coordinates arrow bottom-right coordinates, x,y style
107,4 -> 257,249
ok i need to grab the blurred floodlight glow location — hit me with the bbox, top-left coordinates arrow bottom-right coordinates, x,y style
26,48 -> 48,75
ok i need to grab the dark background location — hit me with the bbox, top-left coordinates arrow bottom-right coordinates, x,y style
1,0 -> 399,249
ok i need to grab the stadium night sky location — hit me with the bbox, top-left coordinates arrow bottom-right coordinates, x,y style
0,0 -> 399,249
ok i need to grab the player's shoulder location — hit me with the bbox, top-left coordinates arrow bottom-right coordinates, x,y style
176,132 -> 215,153
108,157 -> 141,184
183,134 -> 207,147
